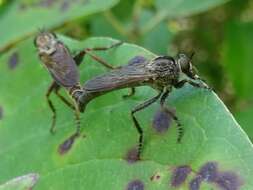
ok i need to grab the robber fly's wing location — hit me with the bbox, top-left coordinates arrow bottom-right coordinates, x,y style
44,43 -> 79,87
84,61 -> 155,92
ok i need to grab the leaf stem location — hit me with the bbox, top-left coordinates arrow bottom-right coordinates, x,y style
141,11 -> 168,35
103,10 -> 129,37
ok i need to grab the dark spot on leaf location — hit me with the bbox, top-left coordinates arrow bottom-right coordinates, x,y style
150,173 -> 161,181
8,52 -> 19,70
128,56 -> 147,66
189,176 -> 202,190
39,0 -> 55,7
215,171 -> 241,190
198,162 -> 218,182
126,180 -> 144,190
58,133 -> 80,155
171,165 -> 192,187
152,109 -> 172,133
125,147 -> 140,163
19,3 -> 28,10
0,106 -> 3,119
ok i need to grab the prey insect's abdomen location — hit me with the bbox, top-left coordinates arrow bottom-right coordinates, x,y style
41,42 -> 80,87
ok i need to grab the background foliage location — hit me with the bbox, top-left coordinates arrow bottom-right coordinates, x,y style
0,0 -> 253,189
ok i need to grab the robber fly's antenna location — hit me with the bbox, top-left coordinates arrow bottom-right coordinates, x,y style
38,26 -> 47,33
189,52 -> 208,83
190,51 -> 195,61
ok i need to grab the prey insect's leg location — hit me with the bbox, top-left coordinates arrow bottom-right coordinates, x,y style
160,91 -> 183,143
73,101 -> 81,136
131,92 -> 162,159
122,88 -> 135,99
47,82 -> 76,134
55,89 -> 75,110
46,82 -> 59,134
175,79 -> 211,90
74,41 -> 123,69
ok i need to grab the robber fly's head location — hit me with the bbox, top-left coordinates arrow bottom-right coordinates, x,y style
177,53 -> 198,80
34,31 -> 57,55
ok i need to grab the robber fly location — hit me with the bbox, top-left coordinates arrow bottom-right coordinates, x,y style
77,54 -> 211,159
34,30 -> 122,135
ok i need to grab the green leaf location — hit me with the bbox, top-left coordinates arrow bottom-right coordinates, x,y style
0,36 -> 252,189
0,0 -> 119,52
155,0 -> 230,17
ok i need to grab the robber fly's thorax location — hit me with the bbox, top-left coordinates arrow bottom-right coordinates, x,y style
146,56 -> 180,89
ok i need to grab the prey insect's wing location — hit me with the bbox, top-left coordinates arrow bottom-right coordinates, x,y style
84,56 -> 156,92
43,42 -> 80,87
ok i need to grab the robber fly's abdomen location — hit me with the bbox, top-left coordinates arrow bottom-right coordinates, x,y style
78,79 -> 150,112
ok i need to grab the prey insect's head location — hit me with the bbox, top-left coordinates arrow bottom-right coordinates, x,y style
34,31 -> 57,55
176,53 -> 199,80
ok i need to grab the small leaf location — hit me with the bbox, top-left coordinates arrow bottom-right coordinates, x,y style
155,0 -> 230,17
0,173 -> 39,190
0,0 -> 119,51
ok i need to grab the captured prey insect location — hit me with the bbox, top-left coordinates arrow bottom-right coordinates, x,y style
34,31 -> 122,135
78,54 -> 211,159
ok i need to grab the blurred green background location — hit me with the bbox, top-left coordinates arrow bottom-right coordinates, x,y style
1,0 -> 253,140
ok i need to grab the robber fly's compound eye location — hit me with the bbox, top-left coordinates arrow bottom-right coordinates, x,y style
35,32 -> 57,55
177,53 -> 198,79
177,53 -> 191,72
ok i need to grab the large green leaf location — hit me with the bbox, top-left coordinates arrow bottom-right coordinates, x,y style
0,0 -> 119,52
0,36 -> 252,189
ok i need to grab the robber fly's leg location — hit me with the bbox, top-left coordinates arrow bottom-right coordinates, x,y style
175,79 -> 211,90
131,92 -> 162,159
74,41 -> 123,69
84,41 -> 123,52
160,91 -> 183,143
122,88 -> 136,99
46,82 -> 60,134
